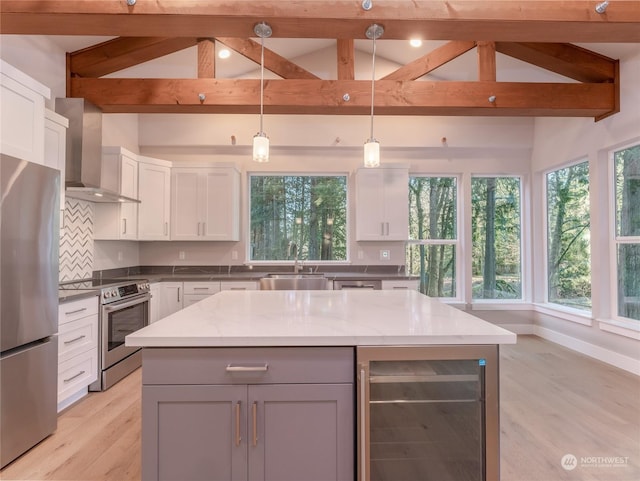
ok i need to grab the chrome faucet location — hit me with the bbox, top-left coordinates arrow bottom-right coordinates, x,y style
288,242 -> 302,273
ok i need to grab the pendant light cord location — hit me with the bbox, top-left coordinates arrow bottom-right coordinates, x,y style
369,33 -> 376,140
259,32 -> 265,134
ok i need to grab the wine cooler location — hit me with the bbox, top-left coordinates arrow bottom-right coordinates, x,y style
357,345 -> 500,481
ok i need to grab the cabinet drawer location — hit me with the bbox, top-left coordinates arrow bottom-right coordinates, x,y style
143,347 -> 354,385
58,314 -> 98,363
57,349 -> 97,403
220,281 -> 257,291
183,282 -> 220,295
58,296 -> 99,325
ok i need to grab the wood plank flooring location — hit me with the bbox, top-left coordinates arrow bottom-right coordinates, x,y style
1,335 -> 639,481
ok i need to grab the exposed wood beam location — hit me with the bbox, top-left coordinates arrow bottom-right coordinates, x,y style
68,78 -> 616,119
197,39 -> 215,78
69,37 -> 198,78
337,39 -> 354,81
495,42 -> 617,82
215,38 -> 319,80
477,41 -> 497,82
382,41 -> 476,81
2,1 -> 639,42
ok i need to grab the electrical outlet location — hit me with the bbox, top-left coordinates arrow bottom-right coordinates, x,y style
179,251 -> 186,260
380,249 -> 390,261
231,250 -> 238,260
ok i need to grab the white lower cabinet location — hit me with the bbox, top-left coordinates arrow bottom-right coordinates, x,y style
183,282 -> 221,308
220,281 -> 258,291
381,279 -> 419,290
57,296 -> 99,412
149,283 -> 162,324
158,282 -> 184,320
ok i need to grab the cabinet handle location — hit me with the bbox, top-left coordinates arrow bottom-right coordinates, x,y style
229,287 -> 247,291
360,366 -> 368,481
164,221 -> 168,236
177,287 -> 181,303
197,222 -> 201,236
64,307 -> 87,316
380,222 -> 384,236
225,364 -> 268,372
63,370 -> 86,383
252,401 -> 258,447
63,334 -> 86,345
193,287 -> 210,291
235,401 -> 242,446
122,218 -> 127,235
385,222 -> 390,236
392,286 -> 408,290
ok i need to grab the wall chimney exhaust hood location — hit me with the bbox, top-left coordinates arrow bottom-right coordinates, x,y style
54,98 -> 139,203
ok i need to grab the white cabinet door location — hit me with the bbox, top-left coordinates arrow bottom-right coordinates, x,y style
138,160 -> 171,240
171,167 -> 240,241
44,109 -> 68,211
158,282 -> 183,320
149,283 -> 162,324
0,60 -> 49,164
355,167 -> 409,241
94,149 -> 139,240
171,169 -> 201,240
202,169 -> 240,241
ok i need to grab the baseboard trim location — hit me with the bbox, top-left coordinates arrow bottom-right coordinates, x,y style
499,324 -> 535,335
534,326 -> 640,376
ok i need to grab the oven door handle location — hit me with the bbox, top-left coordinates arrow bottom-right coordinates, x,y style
103,294 -> 150,311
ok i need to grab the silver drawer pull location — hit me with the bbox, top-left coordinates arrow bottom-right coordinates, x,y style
64,334 -> 87,345
63,370 -> 86,383
226,364 -> 269,372
193,287 -> 210,291
64,307 -> 87,315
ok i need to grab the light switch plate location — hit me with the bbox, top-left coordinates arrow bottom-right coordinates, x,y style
380,249 -> 390,261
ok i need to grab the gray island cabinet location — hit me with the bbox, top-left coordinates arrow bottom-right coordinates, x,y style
127,290 -> 516,481
141,347 -> 354,481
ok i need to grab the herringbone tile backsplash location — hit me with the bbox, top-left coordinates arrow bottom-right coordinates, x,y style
59,199 -> 94,282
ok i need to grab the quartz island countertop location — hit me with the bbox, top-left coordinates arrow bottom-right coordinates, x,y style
126,290 -> 516,347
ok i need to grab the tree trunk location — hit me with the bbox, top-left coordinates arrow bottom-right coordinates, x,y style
483,178 -> 497,298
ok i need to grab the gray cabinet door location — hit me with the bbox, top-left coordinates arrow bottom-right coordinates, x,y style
142,384 -> 248,481
247,383 -> 353,481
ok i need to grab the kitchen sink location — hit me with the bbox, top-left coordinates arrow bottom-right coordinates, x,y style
259,274 -> 328,290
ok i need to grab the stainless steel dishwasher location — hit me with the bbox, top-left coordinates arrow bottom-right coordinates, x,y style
333,280 -> 382,290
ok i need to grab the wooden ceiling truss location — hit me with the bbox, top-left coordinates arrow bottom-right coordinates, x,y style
3,0 -> 638,120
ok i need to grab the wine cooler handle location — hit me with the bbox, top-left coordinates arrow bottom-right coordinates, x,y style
235,401 -> 242,447
360,367 -> 367,481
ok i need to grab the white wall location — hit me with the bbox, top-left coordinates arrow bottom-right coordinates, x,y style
529,51 -> 640,373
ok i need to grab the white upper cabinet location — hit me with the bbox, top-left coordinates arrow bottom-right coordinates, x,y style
0,60 -> 49,165
171,165 -> 240,241
44,109 -> 68,210
355,166 -> 409,241
138,156 -> 171,241
94,147 -> 139,240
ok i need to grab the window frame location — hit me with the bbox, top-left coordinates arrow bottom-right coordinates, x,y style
406,174 -> 462,302
542,157 -> 592,315
609,141 -> 640,325
470,174 -> 524,303
247,171 -> 350,265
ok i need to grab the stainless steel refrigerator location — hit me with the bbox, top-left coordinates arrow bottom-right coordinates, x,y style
1,154 -> 60,468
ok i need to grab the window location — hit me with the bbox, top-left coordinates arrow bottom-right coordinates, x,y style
249,175 -> 347,262
614,143 -> 640,321
546,161 -> 591,310
471,177 -> 522,300
407,176 -> 458,298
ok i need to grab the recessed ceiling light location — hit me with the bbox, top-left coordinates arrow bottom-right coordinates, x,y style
409,39 -> 422,48
218,49 -> 231,59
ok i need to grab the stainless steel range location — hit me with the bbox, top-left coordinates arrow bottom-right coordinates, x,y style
60,279 -> 150,391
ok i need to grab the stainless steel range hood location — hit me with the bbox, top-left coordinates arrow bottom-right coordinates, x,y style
55,98 -> 139,203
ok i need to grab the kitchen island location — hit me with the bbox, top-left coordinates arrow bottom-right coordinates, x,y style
126,290 -> 516,481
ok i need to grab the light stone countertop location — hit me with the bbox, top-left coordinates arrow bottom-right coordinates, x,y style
126,290 -> 517,348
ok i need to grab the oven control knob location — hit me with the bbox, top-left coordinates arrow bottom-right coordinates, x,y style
103,291 -> 110,299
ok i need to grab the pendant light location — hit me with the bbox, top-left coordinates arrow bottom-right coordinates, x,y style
253,22 -> 272,162
364,23 -> 384,168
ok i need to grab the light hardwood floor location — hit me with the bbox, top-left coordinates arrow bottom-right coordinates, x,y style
1,335 -> 639,481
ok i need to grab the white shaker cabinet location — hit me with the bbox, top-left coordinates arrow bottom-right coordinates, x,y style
149,283 -> 162,324
171,166 -> 240,241
44,109 -> 68,211
94,147 -> 139,240
183,282 -> 221,308
0,60 -> 49,165
138,156 -> 171,240
355,166 -> 409,241
158,282 -> 183,320
57,296 -> 99,412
